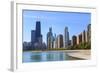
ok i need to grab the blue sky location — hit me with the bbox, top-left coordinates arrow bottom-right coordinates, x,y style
23,10 -> 91,43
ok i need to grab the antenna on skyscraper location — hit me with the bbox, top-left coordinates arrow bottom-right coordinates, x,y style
37,16 -> 40,21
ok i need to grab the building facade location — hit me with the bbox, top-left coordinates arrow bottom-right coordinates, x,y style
82,30 -> 86,43
87,24 -> 91,43
63,27 -> 69,49
79,33 -> 82,44
47,27 -> 53,49
31,30 -> 36,49
35,21 -> 42,43
72,35 -> 77,46
31,21 -> 43,50
57,34 -> 63,48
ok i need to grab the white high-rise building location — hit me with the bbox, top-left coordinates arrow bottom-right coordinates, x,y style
64,27 -> 69,49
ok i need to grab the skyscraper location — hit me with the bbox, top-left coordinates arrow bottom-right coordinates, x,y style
47,27 -> 53,49
79,33 -> 82,44
82,30 -> 86,43
38,35 -> 43,44
87,24 -> 91,43
85,30 -> 88,43
31,30 -> 36,49
77,33 -> 82,45
77,35 -> 79,45
58,34 -> 63,48
64,27 -> 69,49
72,35 -> 77,46
35,21 -> 41,43
53,34 -> 56,48
31,21 -> 43,50
55,36 -> 58,48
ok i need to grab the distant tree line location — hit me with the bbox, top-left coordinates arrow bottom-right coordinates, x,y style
67,42 -> 91,50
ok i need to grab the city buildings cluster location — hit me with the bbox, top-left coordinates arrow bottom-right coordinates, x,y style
23,21 -> 46,50
31,21 -> 46,50
47,26 -> 70,49
23,21 -> 91,51
71,24 -> 91,47
47,24 -> 91,49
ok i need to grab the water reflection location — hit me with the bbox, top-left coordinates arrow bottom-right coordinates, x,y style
23,51 -> 80,63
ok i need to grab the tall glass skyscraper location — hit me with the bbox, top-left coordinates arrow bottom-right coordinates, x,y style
31,30 -> 36,43
64,27 -> 69,49
31,21 -> 43,50
31,30 -> 36,49
35,21 -> 41,42
47,27 -> 53,49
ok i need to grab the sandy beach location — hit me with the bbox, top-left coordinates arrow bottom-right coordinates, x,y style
66,50 -> 91,60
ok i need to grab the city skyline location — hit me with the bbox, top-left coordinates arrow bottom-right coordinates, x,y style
23,22 -> 91,51
23,10 -> 91,43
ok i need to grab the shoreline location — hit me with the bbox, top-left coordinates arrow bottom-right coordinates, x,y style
23,50 -> 91,60
23,49 -> 90,52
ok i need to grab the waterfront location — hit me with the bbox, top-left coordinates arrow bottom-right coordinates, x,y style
22,50 -> 90,63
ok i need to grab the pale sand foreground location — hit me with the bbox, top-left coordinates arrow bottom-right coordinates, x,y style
66,50 -> 91,60
31,50 -> 91,60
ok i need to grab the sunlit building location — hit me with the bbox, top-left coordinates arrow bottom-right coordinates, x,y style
87,24 -> 91,43
78,33 -> 82,44
57,34 -> 63,48
85,30 -> 88,43
82,30 -> 86,43
63,27 -> 69,49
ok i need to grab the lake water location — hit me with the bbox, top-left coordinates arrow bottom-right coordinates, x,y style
23,51 -> 82,63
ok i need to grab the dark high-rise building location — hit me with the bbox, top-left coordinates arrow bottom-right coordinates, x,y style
36,21 -> 41,42
31,30 -> 36,49
72,35 -> 77,46
31,30 -> 36,43
31,21 -> 43,50
79,33 -> 82,44
68,40 -> 71,46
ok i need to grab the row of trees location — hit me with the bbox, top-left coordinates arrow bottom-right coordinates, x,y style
45,42 -> 91,50
67,42 -> 91,50
23,42 -> 91,51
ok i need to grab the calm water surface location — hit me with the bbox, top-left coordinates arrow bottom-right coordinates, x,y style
23,51 -> 81,63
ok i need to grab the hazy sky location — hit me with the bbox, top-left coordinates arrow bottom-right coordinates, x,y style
23,10 -> 91,43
